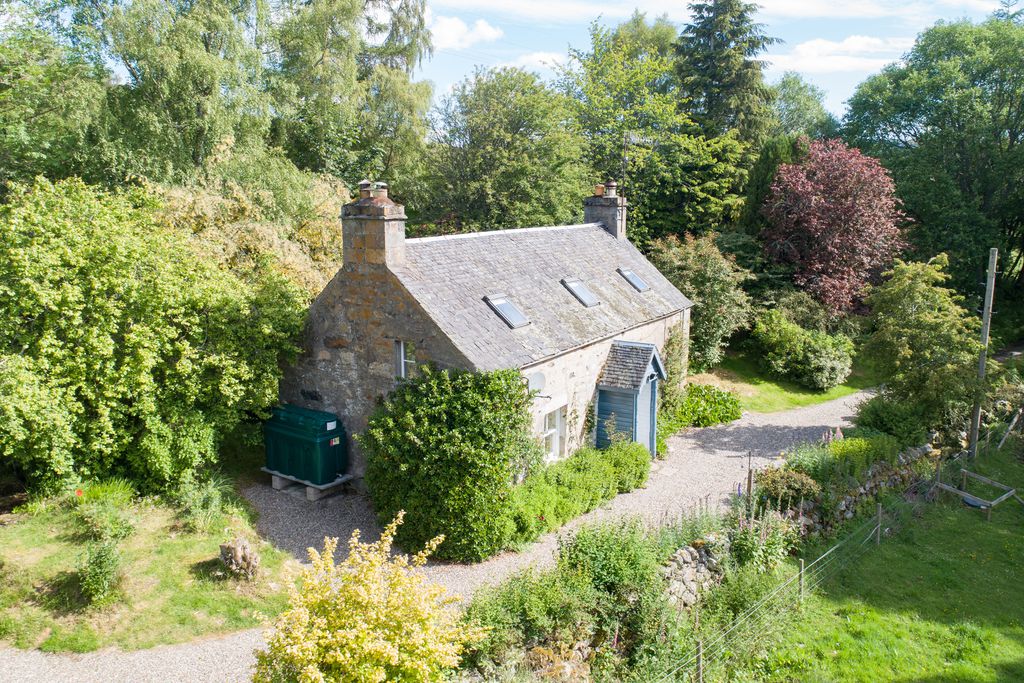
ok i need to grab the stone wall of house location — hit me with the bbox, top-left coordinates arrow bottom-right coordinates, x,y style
279,264 -> 473,484
523,310 -> 686,456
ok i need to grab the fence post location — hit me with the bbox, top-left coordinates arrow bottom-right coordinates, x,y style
876,503 -> 882,545
696,639 -> 704,683
961,469 -> 968,492
799,559 -> 805,606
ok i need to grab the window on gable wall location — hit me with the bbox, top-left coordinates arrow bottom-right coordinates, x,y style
394,340 -> 417,379
541,406 -> 567,461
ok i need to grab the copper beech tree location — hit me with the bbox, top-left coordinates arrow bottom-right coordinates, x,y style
761,138 -> 906,313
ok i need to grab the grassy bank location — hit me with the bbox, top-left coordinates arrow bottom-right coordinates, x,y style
740,441 -> 1024,681
690,350 -> 881,413
0,497 -> 296,652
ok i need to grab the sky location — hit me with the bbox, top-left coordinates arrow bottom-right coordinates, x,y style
418,0 -> 1002,115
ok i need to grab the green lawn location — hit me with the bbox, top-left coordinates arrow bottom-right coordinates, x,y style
741,441 -> 1024,682
690,350 -> 882,413
0,498 -> 296,652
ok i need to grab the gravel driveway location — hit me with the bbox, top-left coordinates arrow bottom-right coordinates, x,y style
0,391 -> 867,682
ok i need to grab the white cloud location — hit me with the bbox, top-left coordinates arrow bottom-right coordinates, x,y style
767,35 -> 915,75
427,0 -> 998,25
502,51 -> 566,72
430,15 -> 504,50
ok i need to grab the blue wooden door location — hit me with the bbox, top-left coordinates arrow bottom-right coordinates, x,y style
596,388 -> 636,448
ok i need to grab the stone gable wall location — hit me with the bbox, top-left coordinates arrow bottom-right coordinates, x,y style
279,263 -> 472,482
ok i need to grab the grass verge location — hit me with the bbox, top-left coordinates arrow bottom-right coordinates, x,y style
690,350 -> 881,413
0,497 -> 296,652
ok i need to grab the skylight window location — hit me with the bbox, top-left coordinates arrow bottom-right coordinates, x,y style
562,278 -> 600,308
618,268 -> 650,292
485,294 -> 530,329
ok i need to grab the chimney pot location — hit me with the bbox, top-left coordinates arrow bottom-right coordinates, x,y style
358,179 -> 373,199
593,183 -> 605,197
604,180 -> 618,198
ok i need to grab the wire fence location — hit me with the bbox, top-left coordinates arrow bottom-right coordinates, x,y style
652,420 -> 1018,683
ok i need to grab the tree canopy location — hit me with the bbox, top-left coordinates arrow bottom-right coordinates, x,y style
0,179 -> 305,491
416,68 -> 590,232
844,18 -> 1024,290
675,0 -> 779,144
762,138 -> 906,313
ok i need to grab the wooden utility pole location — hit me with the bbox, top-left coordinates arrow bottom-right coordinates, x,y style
969,248 -> 999,458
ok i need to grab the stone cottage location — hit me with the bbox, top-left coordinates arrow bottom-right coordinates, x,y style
280,180 -> 693,483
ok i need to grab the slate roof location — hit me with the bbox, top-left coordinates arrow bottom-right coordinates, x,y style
390,224 -> 692,371
597,341 -> 666,391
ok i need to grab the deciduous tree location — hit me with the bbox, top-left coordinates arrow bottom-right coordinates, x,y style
844,17 -> 1024,290
863,255 -> 982,430
418,67 -> 589,231
762,138 -> 906,313
647,234 -> 752,371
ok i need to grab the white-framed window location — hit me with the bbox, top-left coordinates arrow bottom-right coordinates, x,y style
394,340 -> 417,379
541,406 -> 567,461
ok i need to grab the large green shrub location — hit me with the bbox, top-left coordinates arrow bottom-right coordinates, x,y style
0,179 -> 306,492
755,467 -> 821,509
361,367 -> 538,562
785,433 -> 902,492
751,310 -> 854,390
862,256 -> 981,432
647,234 -> 752,372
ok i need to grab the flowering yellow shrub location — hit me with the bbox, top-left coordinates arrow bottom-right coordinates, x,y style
253,512 -> 484,683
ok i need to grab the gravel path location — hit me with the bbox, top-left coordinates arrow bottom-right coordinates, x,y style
0,391 -> 867,682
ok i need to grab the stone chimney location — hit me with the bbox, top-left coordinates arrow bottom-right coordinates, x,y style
342,180 -> 407,268
583,180 -> 627,240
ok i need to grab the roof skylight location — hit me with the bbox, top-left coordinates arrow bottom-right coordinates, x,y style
617,268 -> 650,292
562,278 -> 600,308
485,294 -> 530,329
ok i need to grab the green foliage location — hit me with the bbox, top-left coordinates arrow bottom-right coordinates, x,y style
736,133 -> 807,236
854,394 -> 929,447
674,0 -> 780,144
0,179 -> 306,492
754,467 -> 822,509
78,540 -> 121,604
74,498 -> 136,542
751,310 -> 854,390
681,384 -> 744,427
360,366 -> 538,562
174,476 -> 232,532
785,433 -> 902,492
658,384 -> 742,454
658,324 -> 689,418
416,67 -> 589,232
561,23 -> 745,243
647,234 -> 752,371
702,562 -> 779,621
465,518 -> 682,680
0,24 -> 105,189
728,510 -> 797,573
863,255 -> 982,431
510,443 -> 650,546
844,17 -> 1024,291
463,567 -> 599,674
769,72 -> 839,139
